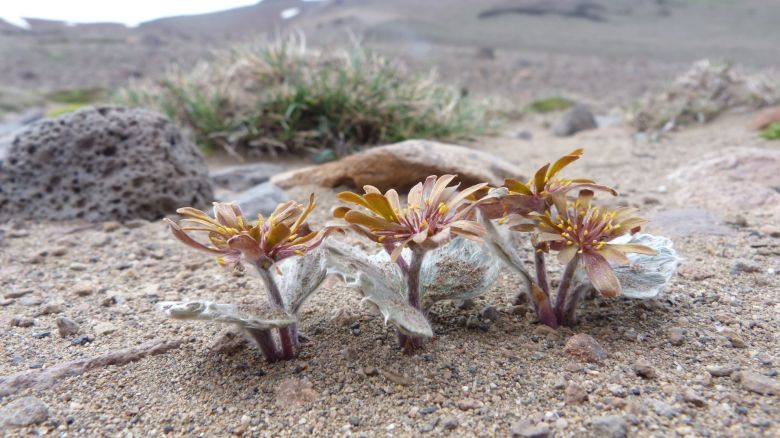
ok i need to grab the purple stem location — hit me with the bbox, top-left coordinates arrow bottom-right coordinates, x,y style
255,265 -> 298,361
534,250 -> 550,295
385,242 -> 409,274
245,328 -> 280,362
397,248 -> 425,352
562,284 -> 588,327
554,254 -> 580,323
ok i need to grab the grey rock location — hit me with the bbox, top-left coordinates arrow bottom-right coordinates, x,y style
633,359 -> 657,379
608,384 -> 627,398
591,415 -> 627,438
683,388 -> 706,407
5,289 -> 31,299
19,296 -> 42,306
442,416 -> 459,430
0,106 -> 213,222
565,382 -> 588,404
739,371 -> 780,396
648,398 -> 679,418
70,335 -> 93,346
552,104 -> 597,137
706,365 -> 735,377
0,396 -> 49,427
511,421 -> 551,438
564,333 -> 607,363
668,326 -> 685,346
10,317 -> 34,327
731,259 -> 761,274
94,321 -> 118,336
230,182 -> 288,219
652,208 -> 734,237
210,162 -> 285,192
465,315 -> 481,329
37,302 -> 63,316
56,316 -> 80,337
480,305 -> 500,322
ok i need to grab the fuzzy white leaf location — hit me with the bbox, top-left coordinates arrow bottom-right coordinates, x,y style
274,248 -> 328,315
574,233 -> 682,299
324,241 -> 433,338
420,238 -> 501,307
158,299 -> 296,330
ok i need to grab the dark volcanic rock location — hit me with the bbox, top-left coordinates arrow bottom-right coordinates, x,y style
0,106 -> 213,222
552,104 -> 597,137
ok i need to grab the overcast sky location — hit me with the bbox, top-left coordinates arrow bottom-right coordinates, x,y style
0,0 -> 263,27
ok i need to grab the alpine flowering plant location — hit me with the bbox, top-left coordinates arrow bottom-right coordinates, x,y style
160,196 -> 337,361
329,175 -> 500,351
480,150 -> 681,328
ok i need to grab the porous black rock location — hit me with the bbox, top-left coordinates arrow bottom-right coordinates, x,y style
0,106 -> 213,222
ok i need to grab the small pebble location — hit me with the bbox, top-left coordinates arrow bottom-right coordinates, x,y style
70,335 -> 93,346
465,315 -> 480,329
441,416 -> 459,430
480,305 -> 499,322
93,321 -> 118,336
10,317 -> 35,328
668,327 -> 685,346
511,422 -> 551,438
0,396 -> 49,427
564,334 -> 606,363
683,388 -> 706,407
565,382 -> 588,405
633,359 -> 657,379
706,365 -> 735,377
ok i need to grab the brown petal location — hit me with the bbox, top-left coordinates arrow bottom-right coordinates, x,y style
557,245 -> 578,264
344,211 -> 406,231
428,174 -> 457,207
546,148 -> 583,180
597,245 -> 631,265
534,163 -> 551,193
504,178 -> 533,195
213,202 -> 242,228
582,251 -> 622,297
577,189 -> 594,210
385,188 -> 402,212
227,234 -> 262,262
363,193 -> 399,222
165,219 -> 224,255
263,223 -> 292,252
290,194 -> 316,233
332,206 -> 351,219
336,192 -> 370,209
363,185 -> 381,194
407,182 -> 424,209
444,182 -> 488,211
608,243 -> 656,256
176,207 -> 217,224
449,220 -> 485,238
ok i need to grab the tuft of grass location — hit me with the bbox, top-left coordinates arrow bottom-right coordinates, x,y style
760,122 -> 780,140
46,88 -> 105,105
116,37 -> 488,157
46,103 -> 88,118
528,97 -> 573,113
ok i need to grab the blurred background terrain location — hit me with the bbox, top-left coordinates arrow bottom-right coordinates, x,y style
2,0 -> 778,114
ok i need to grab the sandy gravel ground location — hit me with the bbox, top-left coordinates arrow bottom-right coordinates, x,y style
1,113 -> 779,436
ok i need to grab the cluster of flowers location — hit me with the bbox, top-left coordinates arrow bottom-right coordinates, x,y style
160,150 -> 680,361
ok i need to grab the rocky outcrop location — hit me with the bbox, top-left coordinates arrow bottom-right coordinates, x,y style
0,106 -> 213,222
271,140 -> 523,192
668,147 -> 780,221
552,104 -> 597,137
